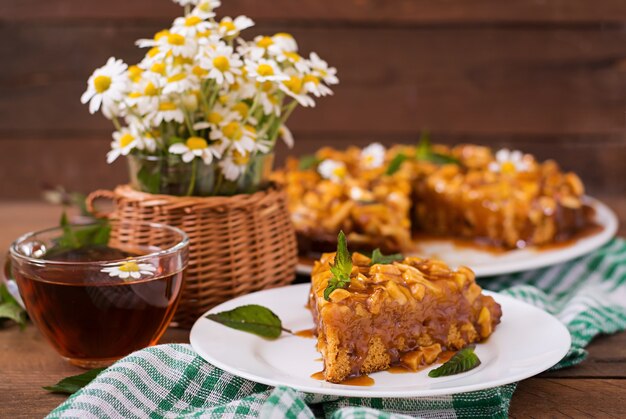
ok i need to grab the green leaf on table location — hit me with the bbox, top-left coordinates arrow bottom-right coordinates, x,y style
43,368 -> 106,394
385,153 -> 408,175
370,248 -> 403,265
324,231 -> 353,301
0,301 -> 26,327
206,304 -> 287,339
298,155 -> 321,171
428,346 -> 481,377
416,132 -> 460,166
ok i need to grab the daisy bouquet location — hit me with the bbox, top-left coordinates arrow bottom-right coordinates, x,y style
81,0 -> 338,196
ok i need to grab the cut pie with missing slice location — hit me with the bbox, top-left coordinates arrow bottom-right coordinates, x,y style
309,251 -> 502,383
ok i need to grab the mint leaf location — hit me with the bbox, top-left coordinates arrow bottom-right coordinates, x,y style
386,153 -> 408,175
47,212 -> 111,256
416,132 -> 460,166
43,368 -> 106,394
370,248 -> 403,265
0,283 -> 26,328
206,304 -> 288,339
299,155 -> 320,170
324,231 -> 353,301
428,346 -> 481,377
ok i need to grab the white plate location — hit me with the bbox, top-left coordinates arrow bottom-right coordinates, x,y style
190,283 -> 571,398
296,196 -> 618,277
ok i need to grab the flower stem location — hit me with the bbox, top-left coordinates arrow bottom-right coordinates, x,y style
112,116 -> 122,131
213,172 -> 224,195
186,158 -> 198,196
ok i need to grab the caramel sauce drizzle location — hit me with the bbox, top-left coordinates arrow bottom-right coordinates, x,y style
311,371 -> 375,386
294,328 -> 315,338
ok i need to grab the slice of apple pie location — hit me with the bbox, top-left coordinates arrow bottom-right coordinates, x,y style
309,249 -> 502,383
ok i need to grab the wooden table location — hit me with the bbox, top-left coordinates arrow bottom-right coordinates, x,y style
1,202 -> 625,418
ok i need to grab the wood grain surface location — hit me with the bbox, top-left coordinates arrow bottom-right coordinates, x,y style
0,200 -> 625,417
2,0 -> 626,200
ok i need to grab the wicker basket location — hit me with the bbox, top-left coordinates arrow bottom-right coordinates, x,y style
86,184 -> 298,328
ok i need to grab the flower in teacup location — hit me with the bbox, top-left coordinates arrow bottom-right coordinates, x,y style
308,52 -> 339,86
81,57 -> 128,117
198,43 -> 243,85
245,59 -> 289,83
219,149 -> 251,181
169,136 -> 219,164
171,15 -> 214,38
150,100 -> 185,125
318,159 -> 347,182
303,74 -> 333,97
488,149 -> 530,174
107,128 -> 140,163
217,16 -> 254,38
279,75 -> 315,107
361,143 -> 385,169
191,0 -> 222,20
101,261 -> 156,280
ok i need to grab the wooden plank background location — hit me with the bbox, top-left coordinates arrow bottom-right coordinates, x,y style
1,0 -> 626,201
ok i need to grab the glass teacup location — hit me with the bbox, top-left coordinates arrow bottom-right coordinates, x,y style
8,221 -> 188,368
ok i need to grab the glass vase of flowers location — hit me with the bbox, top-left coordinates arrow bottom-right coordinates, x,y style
80,0 -> 338,196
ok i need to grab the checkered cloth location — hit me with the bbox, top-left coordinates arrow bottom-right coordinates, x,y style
47,239 -> 626,419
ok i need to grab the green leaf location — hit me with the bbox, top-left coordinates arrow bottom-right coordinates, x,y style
137,165 -> 162,194
416,132 -> 460,166
43,368 -> 106,394
298,155 -> 320,170
428,346 -> 481,377
47,213 -> 111,256
370,248 -> 403,265
206,304 -> 285,339
324,231 -> 353,301
0,302 -> 26,327
385,153 -> 408,175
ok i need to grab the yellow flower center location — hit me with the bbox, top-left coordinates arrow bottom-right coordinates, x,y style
274,32 -> 293,40
232,150 -> 250,165
93,75 -> 111,93
147,47 -> 160,58
167,73 -> 187,83
154,29 -> 170,41
222,121 -> 242,140
213,56 -> 230,72
167,33 -> 186,46
284,52 -> 300,62
150,62 -> 166,75
233,102 -> 249,117
196,30 -> 212,38
207,111 -> 223,125
218,94 -> 229,105
501,161 -> 517,174
303,74 -> 320,85
186,136 -> 208,150
159,101 -> 177,111
283,75 -> 303,93
332,165 -> 347,179
119,261 -> 140,272
256,64 -> 274,77
192,65 -> 208,77
257,36 -> 274,48
258,81 -> 274,92
198,2 -> 212,12
128,91 -> 142,98
219,21 -> 237,33
173,56 -> 193,66
144,82 -> 158,96
128,65 -> 143,82
185,16 -> 202,26
244,124 -> 256,135
119,133 -> 135,148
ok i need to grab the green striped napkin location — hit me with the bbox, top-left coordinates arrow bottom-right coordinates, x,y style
48,239 -> 626,419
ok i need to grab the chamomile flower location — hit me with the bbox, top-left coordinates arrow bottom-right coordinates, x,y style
138,30 -> 197,58
171,14 -> 214,38
272,33 -> 298,53
127,78 -> 162,114
162,71 -> 198,94
308,52 -> 339,85
219,150 -> 251,181
107,128 -> 141,163
101,261 -> 156,280
275,51 -> 310,73
303,74 -> 333,97
169,136 -> 220,164
245,59 -> 288,83
488,149 -> 530,174
150,100 -> 185,125
198,43 -> 243,85
279,75 -> 315,107
81,57 -> 128,117
258,89 -> 281,116
193,104 -> 229,130
211,120 -> 256,154
172,0 -> 202,6
318,159 -> 347,182
218,16 -> 254,38
361,143 -> 385,169
191,0 -> 222,20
